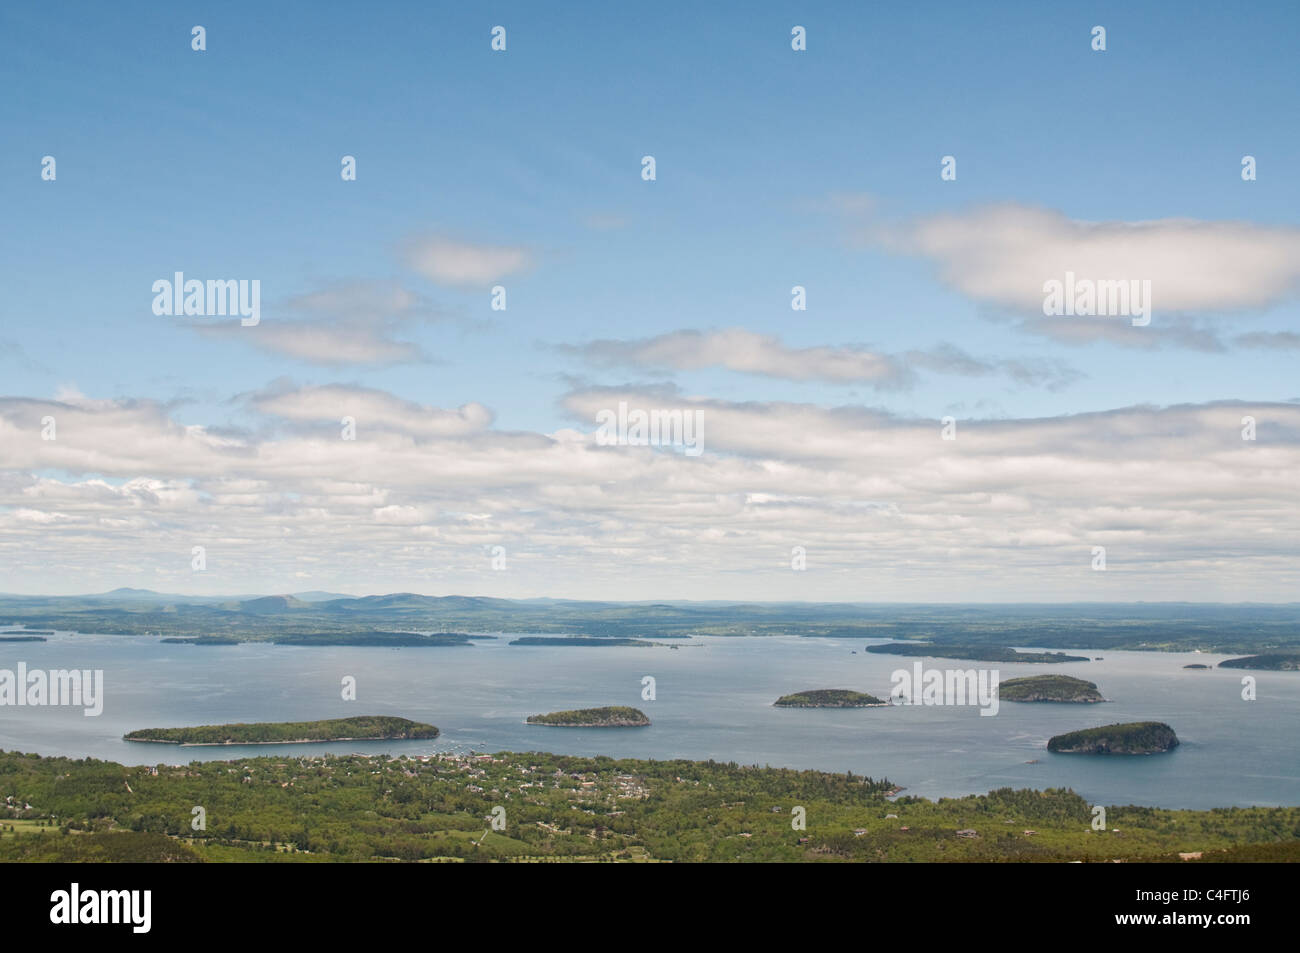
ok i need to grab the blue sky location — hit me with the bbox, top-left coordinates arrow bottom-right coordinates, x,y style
1,2 -> 1298,599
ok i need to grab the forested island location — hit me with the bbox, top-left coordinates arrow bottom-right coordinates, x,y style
999,675 -> 1105,703
161,632 -> 477,647
161,636 -> 241,645
1219,654 -> 1300,671
0,636 -> 47,642
123,716 -> 439,746
525,706 -> 650,727
774,689 -> 886,708
273,632 -> 475,647
509,637 -> 661,647
866,643 -> 1089,663
1183,663 -> 1211,669
2,748 -> 1297,863
1047,722 -> 1179,755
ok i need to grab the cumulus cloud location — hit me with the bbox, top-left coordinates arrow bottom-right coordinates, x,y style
402,235 -> 534,288
195,280 -> 438,366
1,386 -> 1296,600
867,203 -> 1300,345
566,328 -> 911,386
246,382 -> 494,439
563,328 -> 1081,390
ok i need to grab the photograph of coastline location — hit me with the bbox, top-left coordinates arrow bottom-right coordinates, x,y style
1,0 -> 1297,918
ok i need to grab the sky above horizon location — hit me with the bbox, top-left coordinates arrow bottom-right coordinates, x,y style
1,2 -> 1298,600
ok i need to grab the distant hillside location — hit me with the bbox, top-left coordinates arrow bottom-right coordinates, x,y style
0,595 -> 1295,653
235,595 -> 314,614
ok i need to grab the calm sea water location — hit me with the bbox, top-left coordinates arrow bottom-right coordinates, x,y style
2,632 -> 1297,810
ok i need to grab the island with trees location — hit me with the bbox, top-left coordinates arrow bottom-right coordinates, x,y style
1218,654 -> 1300,671
525,706 -> 650,727
999,675 -> 1106,703
272,631 -> 475,647
123,716 -> 439,746
1047,722 -> 1179,755
1183,663 -> 1212,669
774,689 -> 886,708
160,636 -> 241,645
865,643 -> 1089,663
510,637 -> 663,647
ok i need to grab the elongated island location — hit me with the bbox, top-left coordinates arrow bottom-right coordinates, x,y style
865,643 -> 1089,663
1219,654 -> 1300,671
525,706 -> 650,727
774,689 -> 886,708
124,716 -> 439,746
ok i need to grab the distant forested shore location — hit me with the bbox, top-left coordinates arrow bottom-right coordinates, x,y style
1,592 -> 1297,654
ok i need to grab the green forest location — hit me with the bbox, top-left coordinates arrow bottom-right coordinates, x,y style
2,747 -> 1297,862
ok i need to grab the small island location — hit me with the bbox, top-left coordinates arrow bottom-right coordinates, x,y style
124,716 -> 439,746
1183,663 -> 1212,669
1047,721 -> 1178,755
526,706 -> 650,727
0,635 -> 48,642
865,643 -> 1089,663
1218,654 -> 1300,672
999,675 -> 1106,703
774,689 -> 886,708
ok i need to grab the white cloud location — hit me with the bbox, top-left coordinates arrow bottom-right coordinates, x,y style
869,203 -> 1300,344
568,328 -> 911,386
0,386 -> 1296,600
402,235 -> 533,288
247,383 -> 494,439
566,328 -> 1080,390
194,280 -> 438,366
